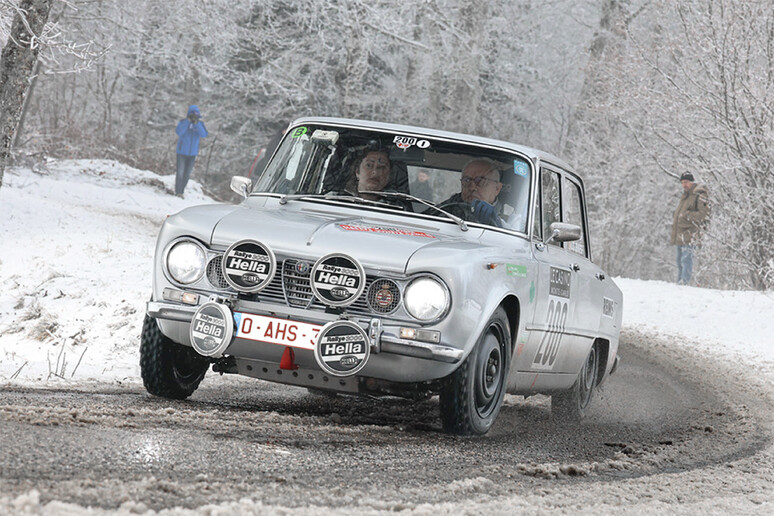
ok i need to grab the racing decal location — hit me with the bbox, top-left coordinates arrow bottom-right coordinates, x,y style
529,281 -> 535,304
338,223 -> 436,238
310,253 -> 366,307
506,264 -> 528,278
374,286 -> 393,307
513,160 -> 529,177
314,320 -> 370,376
531,298 -> 568,371
393,135 -> 430,150
367,280 -> 400,313
190,302 -> 234,358
603,297 -> 615,318
291,127 -> 307,138
549,267 -> 571,298
222,240 -> 277,292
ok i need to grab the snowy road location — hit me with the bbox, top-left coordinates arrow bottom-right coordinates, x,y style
2,328 -> 773,514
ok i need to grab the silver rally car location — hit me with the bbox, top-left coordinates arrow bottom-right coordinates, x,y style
141,117 -> 622,435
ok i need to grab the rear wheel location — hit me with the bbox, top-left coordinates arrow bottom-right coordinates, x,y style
439,307 -> 511,435
551,343 -> 599,421
140,314 -> 209,399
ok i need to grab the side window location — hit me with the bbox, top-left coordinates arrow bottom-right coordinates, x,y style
532,178 -> 542,240
562,177 -> 587,257
541,168 -> 561,246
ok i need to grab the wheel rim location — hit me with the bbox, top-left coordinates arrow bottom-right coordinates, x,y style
578,347 -> 597,409
474,325 -> 506,418
172,345 -> 207,385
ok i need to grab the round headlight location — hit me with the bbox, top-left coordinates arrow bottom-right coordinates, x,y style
403,277 -> 449,321
167,240 -> 206,284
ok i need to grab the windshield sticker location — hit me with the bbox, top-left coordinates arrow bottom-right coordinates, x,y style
506,264 -> 528,278
393,135 -> 430,150
338,223 -> 436,238
291,127 -> 308,138
514,160 -> 529,177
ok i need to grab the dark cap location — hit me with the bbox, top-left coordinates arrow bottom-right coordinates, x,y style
680,172 -> 695,182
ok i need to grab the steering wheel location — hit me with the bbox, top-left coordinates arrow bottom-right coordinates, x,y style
437,200 -> 500,226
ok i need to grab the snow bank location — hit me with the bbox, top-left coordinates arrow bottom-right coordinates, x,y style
0,159 -> 214,384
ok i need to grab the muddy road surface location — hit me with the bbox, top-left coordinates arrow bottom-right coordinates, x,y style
1,328 -> 773,514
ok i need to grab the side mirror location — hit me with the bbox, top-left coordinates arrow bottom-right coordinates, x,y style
230,176 -> 253,198
546,222 -> 581,243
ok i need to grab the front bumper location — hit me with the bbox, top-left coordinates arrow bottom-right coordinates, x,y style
146,300 -> 464,364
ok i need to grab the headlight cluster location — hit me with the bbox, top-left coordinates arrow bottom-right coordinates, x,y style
403,276 -> 449,321
166,240 -> 206,284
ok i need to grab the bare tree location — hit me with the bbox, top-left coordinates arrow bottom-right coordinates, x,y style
0,0 -> 53,189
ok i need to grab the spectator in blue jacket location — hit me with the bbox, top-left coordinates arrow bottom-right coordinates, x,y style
175,105 -> 208,196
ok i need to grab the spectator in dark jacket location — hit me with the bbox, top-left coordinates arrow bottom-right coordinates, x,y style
175,105 -> 208,196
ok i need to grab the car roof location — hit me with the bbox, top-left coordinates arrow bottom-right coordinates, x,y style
289,116 -> 576,174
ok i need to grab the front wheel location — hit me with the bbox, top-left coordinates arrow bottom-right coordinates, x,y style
551,343 -> 599,421
140,314 -> 209,399
439,307 -> 511,435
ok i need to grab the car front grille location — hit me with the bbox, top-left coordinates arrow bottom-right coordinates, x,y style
206,256 -> 388,318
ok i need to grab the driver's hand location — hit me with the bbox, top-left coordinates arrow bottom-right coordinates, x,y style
471,199 -> 497,224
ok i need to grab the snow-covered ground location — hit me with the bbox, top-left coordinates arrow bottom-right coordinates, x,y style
1,160 -> 774,515
2,159 -> 773,385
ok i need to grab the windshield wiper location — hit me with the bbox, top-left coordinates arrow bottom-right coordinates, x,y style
278,193 -> 329,205
359,190 -> 468,231
279,191 -> 403,210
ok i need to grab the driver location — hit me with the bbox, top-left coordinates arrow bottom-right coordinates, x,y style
439,158 -> 503,226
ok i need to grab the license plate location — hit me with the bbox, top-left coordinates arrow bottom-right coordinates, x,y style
233,312 -> 322,350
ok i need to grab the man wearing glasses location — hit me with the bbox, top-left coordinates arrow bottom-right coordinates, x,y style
438,158 -> 504,226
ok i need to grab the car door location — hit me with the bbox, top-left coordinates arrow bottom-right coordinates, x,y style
524,165 -> 581,375
560,174 -> 601,355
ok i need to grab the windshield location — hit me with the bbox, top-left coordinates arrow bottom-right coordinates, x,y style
253,124 -> 532,233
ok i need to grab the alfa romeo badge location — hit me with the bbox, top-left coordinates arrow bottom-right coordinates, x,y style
222,240 -> 276,292
310,253 -> 366,307
189,302 -> 234,358
314,320 -> 370,376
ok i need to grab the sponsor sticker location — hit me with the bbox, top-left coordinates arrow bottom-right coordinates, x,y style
603,297 -> 615,318
338,223 -> 435,238
222,240 -> 276,292
506,264 -> 528,278
549,267 -> 571,298
393,135 -> 430,150
314,320 -> 370,376
190,302 -> 234,358
291,127 -> 307,138
311,253 -> 366,307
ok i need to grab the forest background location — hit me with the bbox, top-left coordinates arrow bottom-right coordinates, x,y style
1,0 -> 772,290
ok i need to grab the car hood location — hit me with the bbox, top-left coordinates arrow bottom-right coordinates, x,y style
209,204 -> 478,273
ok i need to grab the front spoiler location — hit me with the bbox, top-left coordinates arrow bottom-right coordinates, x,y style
146,300 -> 464,364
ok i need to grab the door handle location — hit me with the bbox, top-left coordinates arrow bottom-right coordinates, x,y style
570,263 -> 580,272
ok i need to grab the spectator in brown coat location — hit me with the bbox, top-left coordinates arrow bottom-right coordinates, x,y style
670,172 -> 710,285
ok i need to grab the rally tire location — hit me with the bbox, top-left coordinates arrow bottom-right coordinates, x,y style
439,307 -> 511,436
140,314 -> 209,400
551,343 -> 599,422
